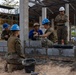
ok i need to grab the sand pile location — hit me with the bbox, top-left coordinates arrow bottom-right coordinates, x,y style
0,57 -> 76,75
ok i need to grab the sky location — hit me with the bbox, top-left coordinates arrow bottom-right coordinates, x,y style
0,0 -> 19,5
0,0 -> 3,4
0,0 -> 43,7
0,0 -> 19,14
0,0 -> 35,14
0,0 -> 43,14
0,0 -> 33,7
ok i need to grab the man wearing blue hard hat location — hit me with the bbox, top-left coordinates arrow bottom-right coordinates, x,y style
5,24 -> 25,72
34,18 -> 56,46
42,18 -> 56,45
1,23 -> 11,41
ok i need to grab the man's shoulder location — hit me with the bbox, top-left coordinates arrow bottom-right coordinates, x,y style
48,28 -> 54,31
2,30 -> 6,32
2,30 -> 7,34
38,29 -> 42,31
15,37 -> 21,43
56,14 -> 67,17
2,30 -> 11,32
29,29 -> 34,32
56,14 -> 60,17
38,29 -> 43,33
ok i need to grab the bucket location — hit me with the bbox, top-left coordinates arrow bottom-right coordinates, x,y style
22,58 -> 36,73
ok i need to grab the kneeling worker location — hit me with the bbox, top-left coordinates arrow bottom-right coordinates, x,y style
34,18 -> 56,46
5,24 -> 25,72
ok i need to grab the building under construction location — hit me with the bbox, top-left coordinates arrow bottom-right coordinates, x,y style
0,0 -> 76,75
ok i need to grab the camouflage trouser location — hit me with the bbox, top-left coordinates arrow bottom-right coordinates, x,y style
57,25 -> 67,44
41,38 -> 53,47
5,53 -> 24,72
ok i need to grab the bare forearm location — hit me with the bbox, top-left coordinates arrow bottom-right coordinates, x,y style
40,34 -> 47,38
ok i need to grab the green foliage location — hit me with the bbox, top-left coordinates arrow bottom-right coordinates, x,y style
71,31 -> 76,37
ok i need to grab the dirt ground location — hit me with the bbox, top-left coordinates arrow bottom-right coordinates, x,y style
0,57 -> 76,75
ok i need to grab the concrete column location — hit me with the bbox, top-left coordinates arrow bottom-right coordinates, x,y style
20,0 -> 29,49
65,4 -> 70,41
42,7 -> 47,20
51,19 -> 54,29
42,7 -> 47,33
39,16 -> 45,33
39,16 -> 42,26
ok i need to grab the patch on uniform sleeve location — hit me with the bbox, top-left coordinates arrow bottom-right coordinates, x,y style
48,28 -> 54,32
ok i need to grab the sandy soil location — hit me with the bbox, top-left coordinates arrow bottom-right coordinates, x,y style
0,57 -> 76,75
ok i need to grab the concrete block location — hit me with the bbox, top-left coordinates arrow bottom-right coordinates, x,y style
0,41 -> 7,46
25,48 -> 34,54
48,48 -> 59,55
62,49 -> 74,57
29,41 -> 42,47
36,48 -> 46,54
0,41 -> 7,52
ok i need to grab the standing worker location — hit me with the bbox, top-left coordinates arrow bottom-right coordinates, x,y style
1,23 -> 11,41
5,24 -> 25,72
55,7 -> 68,44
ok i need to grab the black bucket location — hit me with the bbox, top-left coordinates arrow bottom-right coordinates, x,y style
22,58 -> 36,73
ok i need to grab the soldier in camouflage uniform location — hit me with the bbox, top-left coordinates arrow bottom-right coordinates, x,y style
55,7 -> 68,44
35,18 -> 56,47
5,24 -> 25,72
1,23 -> 11,41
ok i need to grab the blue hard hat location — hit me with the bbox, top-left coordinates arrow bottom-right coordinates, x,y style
42,18 -> 50,25
3,23 -> 9,29
10,24 -> 20,31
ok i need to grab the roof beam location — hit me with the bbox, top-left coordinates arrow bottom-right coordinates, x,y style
62,0 -> 76,10
43,0 -> 76,7
70,3 -> 76,10
0,5 -> 14,9
39,1 -> 54,14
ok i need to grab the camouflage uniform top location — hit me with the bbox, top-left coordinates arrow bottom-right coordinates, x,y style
55,14 -> 68,25
7,35 -> 24,58
1,30 -> 11,41
45,28 -> 56,42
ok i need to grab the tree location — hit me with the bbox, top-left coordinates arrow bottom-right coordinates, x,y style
2,0 -> 19,7
1,0 -> 19,13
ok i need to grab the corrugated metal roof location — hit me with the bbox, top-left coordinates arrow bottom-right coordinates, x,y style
29,0 -> 76,24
